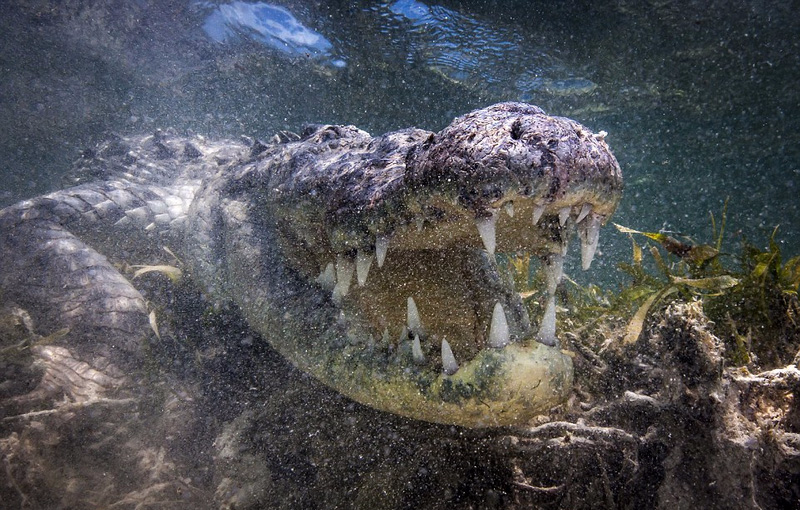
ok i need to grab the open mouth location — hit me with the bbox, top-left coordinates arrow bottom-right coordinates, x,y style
280,190 -> 608,381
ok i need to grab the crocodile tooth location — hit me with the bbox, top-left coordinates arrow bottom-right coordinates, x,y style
558,206 -> 571,227
407,297 -> 423,333
475,210 -> 498,254
579,214 -> 602,270
381,327 -> 391,344
532,204 -> 546,225
399,325 -> 409,342
336,255 -> 355,291
356,250 -> 373,286
375,235 -> 389,268
332,286 -> 345,305
441,339 -> 459,375
536,295 -> 557,346
488,302 -> 510,348
416,217 -> 424,231
316,262 -> 336,289
576,203 -> 592,224
543,253 -> 564,295
332,255 -> 355,303
503,201 -> 515,218
412,334 -> 426,364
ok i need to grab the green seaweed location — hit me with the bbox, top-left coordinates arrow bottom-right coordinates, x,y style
614,210 -> 799,367
503,201 -> 800,369
704,226 -> 800,366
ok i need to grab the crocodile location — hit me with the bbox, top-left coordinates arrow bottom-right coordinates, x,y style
0,102 -> 622,427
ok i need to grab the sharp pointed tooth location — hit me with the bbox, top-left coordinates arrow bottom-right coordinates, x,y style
441,339 -> 459,375
503,201 -> 515,218
332,286 -> 345,305
576,203 -> 592,224
536,295 -> 557,346
543,253 -> 564,295
335,255 -> 355,291
558,206 -> 571,227
532,204 -> 546,225
412,334 -> 426,364
382,327 -> 391,344
399,325 -> 409,342
475,210 -> 498,254
316,262 -> 336,289
416,217 -> 424,231
356,250 -> 374,286
407,297 -> 423,333
375,235 -> 389,268
488,302 -> 511,348
580,214 -> 602,270
332,254 -> 355,303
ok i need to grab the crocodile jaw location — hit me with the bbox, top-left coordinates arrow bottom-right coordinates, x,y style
217,102 -> 620,427
237,189 -> 613,427
226,213 -> 577,427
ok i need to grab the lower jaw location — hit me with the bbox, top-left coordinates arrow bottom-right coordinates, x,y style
249,288 -> 574,427
228,214 -> 575,428
314,251 -> 574,427
318,341 -> 574,428
275,224 -> 579,426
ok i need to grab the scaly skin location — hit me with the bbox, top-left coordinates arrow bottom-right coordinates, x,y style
0,103 -> 621,427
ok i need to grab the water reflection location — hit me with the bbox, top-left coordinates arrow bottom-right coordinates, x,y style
199,1 -> 346,68
377,0 -> 596,100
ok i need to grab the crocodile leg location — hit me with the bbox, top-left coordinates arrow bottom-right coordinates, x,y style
0,178 -> 196,405
0,219 -> 148,405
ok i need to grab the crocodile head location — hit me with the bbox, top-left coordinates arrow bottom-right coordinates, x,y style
204,102 -> 622,427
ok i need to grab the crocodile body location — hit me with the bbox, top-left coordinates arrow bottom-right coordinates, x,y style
0,102 -> 622,427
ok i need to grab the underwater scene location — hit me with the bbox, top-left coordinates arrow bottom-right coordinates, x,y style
0,0 -> 798,508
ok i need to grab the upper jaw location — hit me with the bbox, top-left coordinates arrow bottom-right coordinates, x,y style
403,101 -> 622,242
292,101 -> 623,356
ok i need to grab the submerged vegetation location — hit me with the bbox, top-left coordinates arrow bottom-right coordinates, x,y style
505,203 -> 800,370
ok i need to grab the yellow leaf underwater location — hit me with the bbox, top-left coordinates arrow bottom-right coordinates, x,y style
623,287 -> 678,345
613,223 -> 719,265
132,265 -> 183,283
669,275 -> 740,291
148,310 -> 160,340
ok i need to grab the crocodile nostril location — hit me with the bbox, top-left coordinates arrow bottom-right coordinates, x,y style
510,119 -> 523,140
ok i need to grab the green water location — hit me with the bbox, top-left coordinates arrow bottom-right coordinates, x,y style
1,0 -> 798,280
